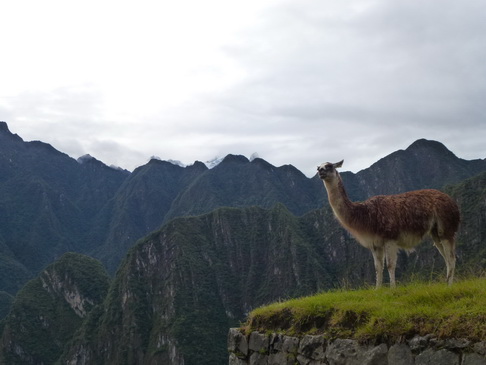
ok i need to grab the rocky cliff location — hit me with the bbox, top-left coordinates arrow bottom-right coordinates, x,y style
2,122 -> 486,364
0,253 -> 109,364
60,168 -> 486,365
2,121 -> 486,292
60,205 -> 337,365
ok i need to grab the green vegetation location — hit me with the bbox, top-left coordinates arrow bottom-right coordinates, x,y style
0,253 -> 110,364
246,278 -> 486,341
446,171 -> 486,271
2,125 -> 486,365
0,291 -> 14,327
0,278 -> 80,364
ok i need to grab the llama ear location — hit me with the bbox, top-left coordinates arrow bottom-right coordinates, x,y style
334,160 -> 344,169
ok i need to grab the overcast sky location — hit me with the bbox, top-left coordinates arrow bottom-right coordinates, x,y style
1,0 -> 485,176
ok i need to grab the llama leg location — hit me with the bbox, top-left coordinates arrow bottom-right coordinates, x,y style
440,239 -> 456,285
371,247 -> 385,288
385,243 -> 398,288
433,241 -> 446,259
433,239 -> 456,285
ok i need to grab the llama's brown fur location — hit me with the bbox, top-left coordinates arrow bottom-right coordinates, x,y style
318,160 -> 460,288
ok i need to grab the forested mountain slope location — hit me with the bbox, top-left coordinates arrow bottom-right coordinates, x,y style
2,122 -> 485,283
60,170 -> 486,365
1,121 -> 485,364
0,122 -> 127,293
0,253 -> 109,364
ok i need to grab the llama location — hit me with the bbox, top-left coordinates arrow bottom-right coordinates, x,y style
317,160 -> 460,288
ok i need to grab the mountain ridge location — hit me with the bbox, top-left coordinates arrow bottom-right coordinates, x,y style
1,121 -> 486,280
58,168 -> 486,364
1,122 -> 486,364
0,252 -> 109,364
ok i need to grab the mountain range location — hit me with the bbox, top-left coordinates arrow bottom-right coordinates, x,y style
0,121 -> 485,364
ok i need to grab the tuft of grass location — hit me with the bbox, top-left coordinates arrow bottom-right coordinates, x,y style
244,278 -> 486,342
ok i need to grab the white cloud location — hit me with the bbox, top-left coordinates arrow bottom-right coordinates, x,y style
1,0 -> 485,175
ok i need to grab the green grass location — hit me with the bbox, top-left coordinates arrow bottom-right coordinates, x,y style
245,278 -> 486,342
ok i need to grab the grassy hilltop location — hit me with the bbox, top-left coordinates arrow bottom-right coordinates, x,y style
245,278 -> 486,342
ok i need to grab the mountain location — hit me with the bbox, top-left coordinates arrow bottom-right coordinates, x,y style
59,168 -> 486,365
1,121 -> 486,287
164,155 -> 324,220
0,122 -> 127,293
0,252 -> 109,364
1,122 -> 486,285
1,121 -> 486,364
60,204 -> 335,365
0,292 -> 13,320
91,139 -> 486,274
445,171 -> 486,269
337,139 -> 486,201
89,158 -> 208,272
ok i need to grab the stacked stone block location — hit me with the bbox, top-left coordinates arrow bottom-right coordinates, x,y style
228,329 -> 486,365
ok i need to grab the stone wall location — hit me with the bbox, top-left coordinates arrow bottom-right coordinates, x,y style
228,329 -> 486,365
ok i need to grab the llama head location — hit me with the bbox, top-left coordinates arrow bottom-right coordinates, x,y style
317,160 -> 343,181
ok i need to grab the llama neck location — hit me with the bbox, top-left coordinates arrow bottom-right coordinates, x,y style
323,174 -> 354,224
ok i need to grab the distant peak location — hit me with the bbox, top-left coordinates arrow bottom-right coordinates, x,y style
77,154 -> 95,164
189,160 -> 209,171
250,157 -> 274,169
148,156 -> 187,168
167,159 -> 186,168
220,154 -> 250,165
109,164 -> 127,172
406,139 -> 456,157
0,122 -> 23,142
204,156 -> 224,169
408,138 -> 443,148
78,154 -> 120,171
0,121 -> 10,133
